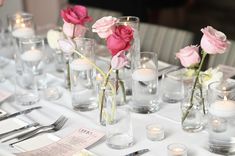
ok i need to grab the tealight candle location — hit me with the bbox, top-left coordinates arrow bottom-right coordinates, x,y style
70,58 -> 92,71
12,27 -> 35,38
21,48 -> 43,62
132,68 -> 156,82
167,143 -> 187,156
209,99 -> 235,118
210,117 -> 227,132
146,123 -> 164,141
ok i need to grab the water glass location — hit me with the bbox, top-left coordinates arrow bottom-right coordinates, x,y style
19,37 -> 47,89
207,81 -> 235,155
106,104 -> 134,149
70,38 -> 97,111
15,68 -> 39,106
130,52 -> 159,113
161,69 -> 185,103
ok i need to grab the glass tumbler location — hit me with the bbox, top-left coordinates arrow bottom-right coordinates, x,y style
19,37 -> 47,90
130,52 -> 159,113
8,12 -> 35,73
106,89 -> 134,149
70,38 -> 97,111
207,81 -> 235,155
161,69 -> 185,103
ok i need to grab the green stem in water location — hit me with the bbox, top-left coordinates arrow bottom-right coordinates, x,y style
66,59 -> 71,90
199,83 -> 206,114
182,51 -> 207,123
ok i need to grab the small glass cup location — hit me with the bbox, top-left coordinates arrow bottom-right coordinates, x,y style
70,38 -> 97,111
167,143 -> 187,156
146,123 -> 164,141
130,52 -> 159,113
161,69 -> 185,103
8,12 -> 35,38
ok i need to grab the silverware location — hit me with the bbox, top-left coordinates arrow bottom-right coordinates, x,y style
10,117 -> 68,146
2,115 -> 66,143
0,123 -> 39,139
124,149 -> 150,156
0,106 -> 42,121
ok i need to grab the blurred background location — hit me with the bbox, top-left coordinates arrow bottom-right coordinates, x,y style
1,0 -> 235,39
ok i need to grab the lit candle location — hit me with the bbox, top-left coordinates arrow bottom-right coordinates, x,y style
132,68 -> 156,82
209,98 -> 235,118
21,48 -> 43,62
146,123 -> 164,141
44,87 -> 61,101
210,118 -> 227,132
167,143 -> 187,156
12,27 -> 35,38
70,58 -> 92,71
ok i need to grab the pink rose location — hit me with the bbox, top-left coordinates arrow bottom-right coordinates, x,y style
106,25 -> 134,56
92,16 -> 117,39
111,51 -> 128,70
63,22 -> 87,38
200,26 -> 230,54
58,38 -> 75,55
61,5 -> 92,25
176,45 -> 200,68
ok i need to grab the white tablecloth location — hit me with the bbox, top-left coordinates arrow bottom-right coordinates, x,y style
0,56 -> 222,156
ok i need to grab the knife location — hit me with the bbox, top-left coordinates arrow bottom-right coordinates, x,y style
124,149 -> 150,156
0,106 -> 42,121
0,122 -> 39,139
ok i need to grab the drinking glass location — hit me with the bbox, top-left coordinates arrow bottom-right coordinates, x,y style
19,37 -> 47,90
15,68 -> 39,106
106,90 -> 134,149
161,69 -> 185,103
207,81 -> 235,155
70,38 -> 97,111
130,52 -> 159,113
8,12 -> 35,73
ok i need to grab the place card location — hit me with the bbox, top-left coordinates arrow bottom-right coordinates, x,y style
0,89 -> 12,103
15,127 -> 104,156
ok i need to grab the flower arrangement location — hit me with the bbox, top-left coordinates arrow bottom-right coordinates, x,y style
176,26 -> 230,124
60,5 -> 92,89
58,16 -> 134,123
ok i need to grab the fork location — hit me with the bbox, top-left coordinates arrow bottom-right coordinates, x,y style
10,117 -> 68,146
1,115 -> 66,143
17,116 -> 67,140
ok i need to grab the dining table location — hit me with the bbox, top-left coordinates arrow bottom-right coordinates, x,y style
0,45 -> 222,156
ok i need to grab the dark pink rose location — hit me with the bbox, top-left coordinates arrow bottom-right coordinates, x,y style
115,25 -> 133,42
200,26 -> 230,54
176,45 -> 200,68
106,25 -> 133,56
61,5 -> 92,25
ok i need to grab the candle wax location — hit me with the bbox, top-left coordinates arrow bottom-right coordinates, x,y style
12,27 -> 35,38
70,59 -> 92,71
21,49 -> 43,62
209,100 -> 235,117
132,68 -> 156,82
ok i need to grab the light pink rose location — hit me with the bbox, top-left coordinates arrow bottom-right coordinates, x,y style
106,25 -> 133,56
111,51 -> 128,70
61,5 -> 92,25
176,45 -> 201,68
58,38 -> 75,55
201,26 -> 230,54
92,16 -> 117,38
63,22 -> 87,38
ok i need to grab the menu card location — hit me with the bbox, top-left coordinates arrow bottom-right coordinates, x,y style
15,128 -> 104,156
